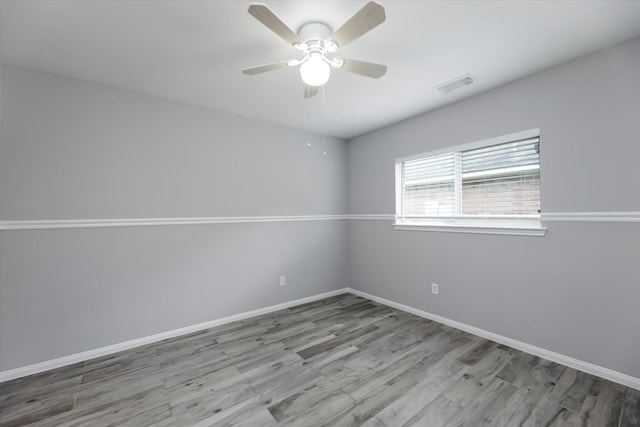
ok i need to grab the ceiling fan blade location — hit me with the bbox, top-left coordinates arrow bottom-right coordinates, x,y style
339,59 -> 387,78
304,85 -> 319,98
248,4 -> 300,45
330,1 -> 385,48
242,61 -> 289,75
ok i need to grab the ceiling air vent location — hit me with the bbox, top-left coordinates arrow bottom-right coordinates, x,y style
436,74 -> 476,94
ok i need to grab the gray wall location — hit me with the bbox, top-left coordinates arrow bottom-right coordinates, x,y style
0,65 -> 348,371
0,66 -> 346,219
346,37 -> 640,378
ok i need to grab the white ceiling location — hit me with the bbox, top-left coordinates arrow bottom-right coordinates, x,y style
2,1 -> 640,139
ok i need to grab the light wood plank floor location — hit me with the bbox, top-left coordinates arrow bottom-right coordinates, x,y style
1,293 -> 639,426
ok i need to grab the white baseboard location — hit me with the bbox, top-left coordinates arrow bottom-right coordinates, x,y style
0,288 -> 349,383
347,288 -> 640,391
2,286 -> 638,391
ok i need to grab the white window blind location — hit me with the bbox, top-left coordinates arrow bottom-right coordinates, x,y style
402,153 -> 456,216
460,137 -> 540,216
395,129 -> 543,234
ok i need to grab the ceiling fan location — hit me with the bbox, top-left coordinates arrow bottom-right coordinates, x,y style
242,1 -> 387,98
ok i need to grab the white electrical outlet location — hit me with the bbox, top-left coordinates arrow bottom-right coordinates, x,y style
279,275 -> 286,287
431,283 -> 439,294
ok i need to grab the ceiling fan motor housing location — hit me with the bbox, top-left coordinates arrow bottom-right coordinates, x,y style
298,22 -> 332,44
296,21 -> 341,72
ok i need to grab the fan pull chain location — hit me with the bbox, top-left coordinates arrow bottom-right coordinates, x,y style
306,85 -> 313,149
322,85 -> 327,156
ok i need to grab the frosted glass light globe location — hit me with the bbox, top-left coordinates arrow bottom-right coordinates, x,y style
300,54 -> 330,87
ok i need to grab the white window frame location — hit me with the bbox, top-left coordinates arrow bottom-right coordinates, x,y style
394,128 -> 546,236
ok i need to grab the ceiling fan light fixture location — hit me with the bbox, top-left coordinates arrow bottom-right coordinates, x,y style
244,2 -> 387,96
300,54 -> 331,87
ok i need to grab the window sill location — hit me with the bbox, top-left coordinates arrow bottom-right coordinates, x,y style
393,219 -> 547,237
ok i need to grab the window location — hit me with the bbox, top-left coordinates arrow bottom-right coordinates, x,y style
395,129 -> 545,236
